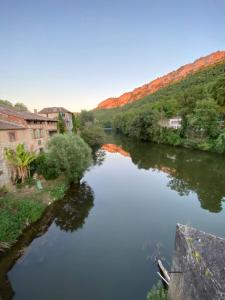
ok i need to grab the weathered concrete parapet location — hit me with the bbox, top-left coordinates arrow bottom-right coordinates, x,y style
168,224 -> 225,300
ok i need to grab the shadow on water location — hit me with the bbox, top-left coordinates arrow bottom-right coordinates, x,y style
0,182 -> 94,300
104,133 -> 225,213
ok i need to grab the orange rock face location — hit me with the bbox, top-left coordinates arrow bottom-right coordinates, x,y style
102,144 -> 130,157
97,51 -> 225,109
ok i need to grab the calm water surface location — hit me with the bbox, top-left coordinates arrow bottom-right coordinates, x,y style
1,134 -> 225,300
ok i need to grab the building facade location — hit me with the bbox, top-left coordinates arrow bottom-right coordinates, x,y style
159,116 -> 182,130
0,106 -> 58,187
38,107 -> 73,132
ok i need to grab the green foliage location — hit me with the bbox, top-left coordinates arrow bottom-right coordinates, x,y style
81,125 -> 105,147
146,281 -> 167,300
57,113 -> 66,133
79,110 -> 94,127
94,61 -> 225,153
0,195 -> 45,243
48,182 -> 68,201
128,110 -> 159,141
4,144 -> 36,183
211,76 -> 225,106
187,99 -> 220,138
47,133 -> 92,183
214,129 -> 225,153
0,99 -> 13,107
14,102 -> 28,111
33,152 -> 60,180
72,114 -> 80,134
0,99 -> 29,112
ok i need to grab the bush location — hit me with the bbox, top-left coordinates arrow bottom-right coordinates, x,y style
182,138 -> 199,149
48,182 -> 68,201
47,134 -> 92,183
147,281 -> 167,300
81,125 -> 105,148
198,140 -> 215,151
214,129 -> 225,153
33,152 -> 60,180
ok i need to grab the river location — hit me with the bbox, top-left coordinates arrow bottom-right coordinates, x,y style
1,134 -> 225,300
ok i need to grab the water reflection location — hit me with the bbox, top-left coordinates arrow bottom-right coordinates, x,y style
102,144 -> 130,157
92,148 -> 106,166
54,183 -> 94,232
102,134 -> 225,213
0,182 -> 94,300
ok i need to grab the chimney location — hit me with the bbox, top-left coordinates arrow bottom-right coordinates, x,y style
34,109 -> 37,114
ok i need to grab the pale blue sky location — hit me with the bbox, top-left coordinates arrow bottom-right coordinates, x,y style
0,0 -> 224,112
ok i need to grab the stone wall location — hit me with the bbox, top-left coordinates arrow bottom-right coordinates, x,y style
168,224 -> 225,300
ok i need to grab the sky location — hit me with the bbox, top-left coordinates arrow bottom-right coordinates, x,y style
0,0 -> 225,112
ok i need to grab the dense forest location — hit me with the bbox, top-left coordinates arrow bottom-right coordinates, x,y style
94,61 -> 225,153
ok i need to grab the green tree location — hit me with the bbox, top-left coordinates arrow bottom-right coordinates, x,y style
81,125 -> 105,148
188,99 -> 220,138
79,110 -> 94,127
4,144 -> 36,183
0,99 -> 13,107
33,152 -> 60,179
211,76 -> 225,106
57,113 -> 66,133
47,134 -> 92,183
72,114 -> 80,134
214,129 -> 225,153
14,102 -> 28,111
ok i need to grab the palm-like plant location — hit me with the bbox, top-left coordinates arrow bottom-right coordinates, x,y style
4,144 -> 36,183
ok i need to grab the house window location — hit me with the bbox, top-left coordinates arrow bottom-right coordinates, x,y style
8,131 -> 16,142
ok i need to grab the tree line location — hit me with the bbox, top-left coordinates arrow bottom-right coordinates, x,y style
94,62 -> 225,153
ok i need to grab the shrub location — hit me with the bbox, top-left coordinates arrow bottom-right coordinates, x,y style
198,140 -> 215,151
214,129 -> 225,153
34,152 -> 60,180
147,281 -> 167,300
48,182 -> 68,201
47,134 -> 92,183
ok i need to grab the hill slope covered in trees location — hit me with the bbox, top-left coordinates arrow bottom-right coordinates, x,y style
94,57 -> 225,153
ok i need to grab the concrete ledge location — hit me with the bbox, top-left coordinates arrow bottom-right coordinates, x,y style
168,224 -> 225,300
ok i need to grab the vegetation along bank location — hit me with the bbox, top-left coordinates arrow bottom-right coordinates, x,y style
94,60 -> 225,154
0,110 -> 105,251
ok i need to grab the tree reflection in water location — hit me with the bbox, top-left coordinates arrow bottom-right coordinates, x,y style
102,134 -> 225,213
54,182 -> 94,232
0,182 -> 94,300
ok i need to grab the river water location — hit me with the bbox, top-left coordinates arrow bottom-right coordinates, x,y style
1,134 -> 225,300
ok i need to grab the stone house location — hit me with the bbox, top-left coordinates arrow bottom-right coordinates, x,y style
0,106 -> 58,187
38,107 -> 73,132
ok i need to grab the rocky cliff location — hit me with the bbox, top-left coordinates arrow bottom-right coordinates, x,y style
97,51 -> 225,109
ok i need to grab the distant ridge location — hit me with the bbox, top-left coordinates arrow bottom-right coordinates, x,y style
97,51 -> 225,109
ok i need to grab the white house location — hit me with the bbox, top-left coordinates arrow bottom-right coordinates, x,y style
159,116 -> 182,129
167,117 -> 182,129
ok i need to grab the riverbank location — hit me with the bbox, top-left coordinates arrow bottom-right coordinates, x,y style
0,177 -> 68,251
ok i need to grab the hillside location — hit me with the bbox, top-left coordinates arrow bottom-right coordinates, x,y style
97,51 -> 225,109
94,55 -> 225,153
